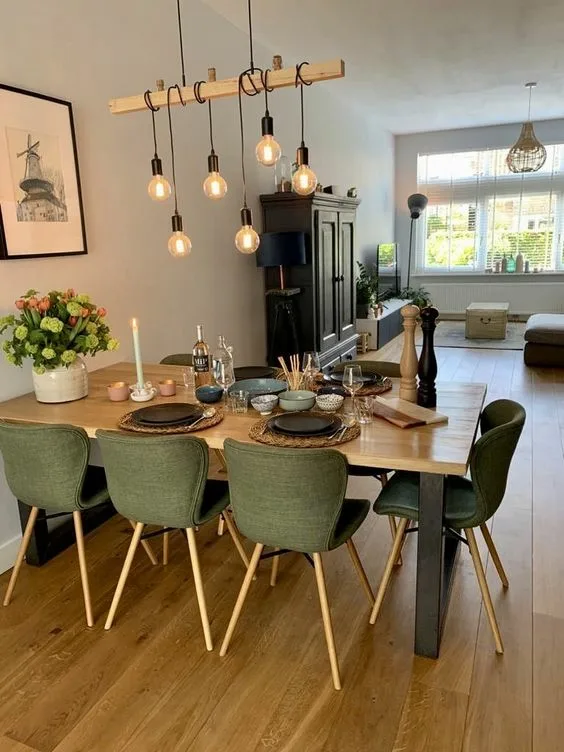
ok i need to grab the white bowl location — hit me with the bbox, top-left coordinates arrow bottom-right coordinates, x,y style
250,394 -> 279,415
315,393 -> 344,412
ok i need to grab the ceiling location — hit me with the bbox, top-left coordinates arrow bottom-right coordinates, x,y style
204,0 -> 564,134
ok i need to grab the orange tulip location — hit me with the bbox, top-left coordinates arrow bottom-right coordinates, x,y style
67,288 -> 75,298
15,299 -> 25,309
69,316 -> 78,326
97,307 -> 107,317
81,307 -> 90,318
28,297 -> 38,308
38,298 -> 50,312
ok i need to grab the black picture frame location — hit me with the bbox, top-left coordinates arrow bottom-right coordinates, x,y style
0,83 -> 87,260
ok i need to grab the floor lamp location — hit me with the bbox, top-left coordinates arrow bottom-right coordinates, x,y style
406,193 -> 428,289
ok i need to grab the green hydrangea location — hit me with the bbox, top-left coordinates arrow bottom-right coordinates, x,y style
85,322 -> 98,335
33,365 -> 46,375
14,325 -> 28,341
2,340 -> 12,353
24,342 -> 38,354
66,302 -> 83,317
40,317 -> 64,333
4,353 -> 16,365
85,333 -> 99,349
107,338 -> 119,351
76,294 -> 90,304
41,347 -> 56,360
61,350 -> 77,364
0,315 -> 15,327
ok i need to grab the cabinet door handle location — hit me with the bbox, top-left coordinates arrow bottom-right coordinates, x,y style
334,276 -> 340,283
340,275 -> 345,282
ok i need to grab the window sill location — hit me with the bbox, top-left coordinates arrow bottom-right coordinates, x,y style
414,271 -> 564,279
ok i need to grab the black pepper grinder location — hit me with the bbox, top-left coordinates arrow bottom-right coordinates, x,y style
417,306 -> 439,408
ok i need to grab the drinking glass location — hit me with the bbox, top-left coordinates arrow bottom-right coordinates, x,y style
342,364 -> 363,413
215,361 -> 235,394
355,396 -> 373,425
182,366 -> 195,390
302,351 -> 321,389
229,390 -> 249,414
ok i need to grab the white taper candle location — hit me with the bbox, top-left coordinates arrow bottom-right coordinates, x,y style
130,318 -> 144,389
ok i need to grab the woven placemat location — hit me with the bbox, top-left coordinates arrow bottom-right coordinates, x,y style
249,416 -> 360,448
118,409 -> 224,434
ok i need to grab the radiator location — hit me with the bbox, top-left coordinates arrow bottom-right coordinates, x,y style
422,282 -> 564,315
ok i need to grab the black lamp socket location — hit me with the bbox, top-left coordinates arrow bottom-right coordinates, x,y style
240,207 -> 253,227
151,156 -> 163,176
296,145 -> 309,167
261,114 -> 274,137
171,213 -> 183,233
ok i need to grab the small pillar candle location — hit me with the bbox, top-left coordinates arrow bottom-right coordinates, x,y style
130,318 -> 145,389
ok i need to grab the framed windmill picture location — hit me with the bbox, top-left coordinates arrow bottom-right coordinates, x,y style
0,84 -> 87,260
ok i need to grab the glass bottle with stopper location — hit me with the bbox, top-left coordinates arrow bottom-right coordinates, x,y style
213,335 -> 235,393
192,324 -> 211,387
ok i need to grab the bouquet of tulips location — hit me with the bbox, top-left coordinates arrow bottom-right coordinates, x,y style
0,289 -> 119,374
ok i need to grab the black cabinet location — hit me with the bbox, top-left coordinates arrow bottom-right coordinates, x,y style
261,193 -> 360,368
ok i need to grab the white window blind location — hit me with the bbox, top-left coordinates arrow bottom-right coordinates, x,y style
416,145 -> 564,273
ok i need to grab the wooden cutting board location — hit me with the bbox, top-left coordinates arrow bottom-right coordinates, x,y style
372,396 -> 449,429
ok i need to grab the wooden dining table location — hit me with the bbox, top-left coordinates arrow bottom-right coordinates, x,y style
0,361 -> 486,659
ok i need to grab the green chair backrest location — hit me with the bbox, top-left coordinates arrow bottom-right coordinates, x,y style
223,439 -> 348,553
160,353 -> 193,366
469,399 -> 526,524
330,360 -> 401,378
96,431 -> 208,528
0,421 -> 91,512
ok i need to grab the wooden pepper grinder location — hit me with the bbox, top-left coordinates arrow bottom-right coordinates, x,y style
399,304 -> 420,402
417,306 -> 439,408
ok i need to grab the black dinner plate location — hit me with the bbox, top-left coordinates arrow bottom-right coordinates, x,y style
268,413 -> 340,436
328,371 -> 383,386
132,403 -> 202,425
234,366 -> 276,380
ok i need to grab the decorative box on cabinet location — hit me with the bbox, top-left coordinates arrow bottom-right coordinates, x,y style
260,193 -> 360,369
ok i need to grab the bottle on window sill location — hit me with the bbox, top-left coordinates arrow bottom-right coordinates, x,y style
507,254 -> 516,273
501,254 -> 508,273
516,251 -> 524,273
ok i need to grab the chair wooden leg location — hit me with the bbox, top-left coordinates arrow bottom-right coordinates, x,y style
185,527 -> 213,651
345,539 -> 374,606
313,552 -> 342,690
3,506 -> 39,607
220,543 -> 264,657
466,527 -> 504,654
217,517 -> 225,536
73,511 -> 94,627
129,519 -> 158,566
213,448 -> 228,475
270,547 -> 280,586
105,521 -> 144,630
369,517 -> 409,625
388,515 -> 403,567
163,530 -> 169,566
480,522 -> 509,588
220,512 -> 250,568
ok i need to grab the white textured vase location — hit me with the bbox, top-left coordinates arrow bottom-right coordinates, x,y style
32,357 -> 89,403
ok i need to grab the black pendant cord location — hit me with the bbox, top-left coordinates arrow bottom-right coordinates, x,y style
207,100 -> 215,152
261,68 -> 273,115
166,84 -> 186,215
144,90 -> 159,158
237,75 -> 248,208
193,80 -> 216,155
295,62 -> 312,147
176,0 -> 186,87
407,217 -> 414,289
247,0 -> 255,72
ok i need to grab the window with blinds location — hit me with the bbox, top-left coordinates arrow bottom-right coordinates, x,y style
416,145 -> 564,273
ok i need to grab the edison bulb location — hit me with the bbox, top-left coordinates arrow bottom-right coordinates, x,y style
148,174 -> 172,201
203,171 -> 228,199
168,231 -> 192,258
292,165 -> 317,195
256,134 -> 281,166
235,224 -> 260,254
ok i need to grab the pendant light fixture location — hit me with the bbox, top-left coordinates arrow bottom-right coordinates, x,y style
199,88 -> 227,199
292,63 -> 317,195
256,70 -> 281,166
235,73 -> 260,254
144,91 -> 172,202
166,85 -> 191,258
506,82 -> 547,174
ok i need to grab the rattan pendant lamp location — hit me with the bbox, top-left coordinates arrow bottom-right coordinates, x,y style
506,82 -> 547,174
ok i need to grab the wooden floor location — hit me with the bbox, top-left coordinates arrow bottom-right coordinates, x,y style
0,340 -> 563,751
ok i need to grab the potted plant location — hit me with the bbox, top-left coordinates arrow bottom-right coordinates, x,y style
398,285 -> 432,310
0,289 -> 119,403
356,262 -> 378,319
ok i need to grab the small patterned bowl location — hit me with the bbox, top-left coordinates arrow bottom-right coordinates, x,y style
315,393 -> 345,412
195,384 -> 224,404
251,394 -> 278,415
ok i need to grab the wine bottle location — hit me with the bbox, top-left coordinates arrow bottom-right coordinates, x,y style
193,324 -> 211,387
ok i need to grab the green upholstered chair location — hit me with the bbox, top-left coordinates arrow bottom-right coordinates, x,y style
332,360 -> 401,557
96,431 -> 249,651
0,421 -> 110,627
370,399 -> 526,654
160,353 -> 193,366
220,439 -> 374,690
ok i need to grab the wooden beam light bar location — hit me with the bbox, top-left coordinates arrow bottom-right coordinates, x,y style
108,58 -> 345,115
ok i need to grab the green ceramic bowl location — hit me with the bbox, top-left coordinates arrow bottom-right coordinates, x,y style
278,390 -> 316,412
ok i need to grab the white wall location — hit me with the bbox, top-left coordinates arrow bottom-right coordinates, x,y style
395,119 -> 564,313
0,0 -> 394,569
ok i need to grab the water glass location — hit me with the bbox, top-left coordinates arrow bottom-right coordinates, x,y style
182,366 -> 195,390
355,397 -> 373,425
302,351 -> 321,389
342,364 -> 363,412
229,390 -> 249,414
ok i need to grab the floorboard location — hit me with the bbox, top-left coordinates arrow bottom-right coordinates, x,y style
0,340 -> 561,751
